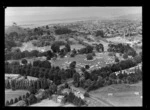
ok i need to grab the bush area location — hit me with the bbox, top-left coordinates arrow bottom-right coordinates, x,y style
64,92 -> 86,106
73,53 -> 142,91
5,60 -> 77,85
108,43 -> 137,57
86,53 -> 93,60
55,27 -> 73,35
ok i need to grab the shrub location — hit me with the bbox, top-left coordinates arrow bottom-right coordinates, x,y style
70,53 -> 75,57
86,54 -> 93,60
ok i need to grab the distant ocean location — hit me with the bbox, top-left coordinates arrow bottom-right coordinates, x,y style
5,18 -> 91,29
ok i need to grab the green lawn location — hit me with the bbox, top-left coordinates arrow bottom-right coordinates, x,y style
5,89 -> 29,103
50,52 -> 114,71
89,81 -> 142,106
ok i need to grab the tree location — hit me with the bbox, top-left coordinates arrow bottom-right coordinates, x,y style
19,96 -> 22,101
86,45 -> 93,53
73,73 -> 80,85
51,42 -> 60,53
46,50 -> 53,60
86,53 -> 93,60
21,59 -> 28,65
10,99 -> 14,105
81,67 -> 86,73
5,100 -> 10,106
69,61 -> 76,69
33,60 -> 41,67
70,53 -> 75,57
109,73 -> 117,79
65,44 -> 71,52
95,30 -> 104,38
85,65 -> 90,69
123,53 -> 128,59
46,25 -> 49,29
115,57 -> 119,63
15,98 -> 18,103
26,92 -> 30,98
23,95 -> 26,99
28,94 -> 37,104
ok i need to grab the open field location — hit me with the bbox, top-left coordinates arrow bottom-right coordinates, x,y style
5,74 -> 38,81
5,89 -> 29,103
16,41 -> 51,52
50,52 -> 114,71
89,81 -> 142,106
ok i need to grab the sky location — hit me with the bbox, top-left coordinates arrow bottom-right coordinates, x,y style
5,7 -> 142,26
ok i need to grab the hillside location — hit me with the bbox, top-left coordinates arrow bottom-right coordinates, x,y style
5,25 -> 28,35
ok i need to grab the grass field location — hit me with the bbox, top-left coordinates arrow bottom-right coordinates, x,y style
89,81 -> 142,106
50,52 -> 114,72
5,74 -> 38,81
5,89 -> 29,103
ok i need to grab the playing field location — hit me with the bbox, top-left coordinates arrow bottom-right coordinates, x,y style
5,89 -> 29,103
89,81 -> 142,106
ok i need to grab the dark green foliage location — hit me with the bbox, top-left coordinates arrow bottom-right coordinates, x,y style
19,96 -> 22,101
95,43 -> 104,52
65,44 -> 71,52
5,100 -> 10,106
84,92 -> 90,97
26,92 -> 30,98
115,57 -> 119,62
65,92 -> 86,106
108,43 -> 137,57
51,43 -> 60,53
14,98 -> 18,103
85,65 -> 90,69
69,61 -> 76,69
55,27 -> 72,35
78,45 -> 93,54
28,94 -> 37,105
21,59 -> 28,65
10,99 -> 14,105
123,53 -> 128,59
95,30 -> 104,37
86,53 -> 93,60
